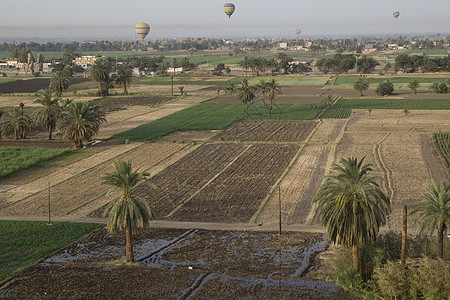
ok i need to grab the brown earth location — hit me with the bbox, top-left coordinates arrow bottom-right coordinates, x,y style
0,227 -> 359,299
0,78 -> 90,94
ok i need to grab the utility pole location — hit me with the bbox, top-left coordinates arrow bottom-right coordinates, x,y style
47,181 -> 51,225
278,186 -> 282,235
401,205 -> 407,266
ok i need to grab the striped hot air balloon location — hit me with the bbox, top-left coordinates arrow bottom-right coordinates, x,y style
135,22 -> 150,40
393,11 -> 400,19
223,3 -> 235,19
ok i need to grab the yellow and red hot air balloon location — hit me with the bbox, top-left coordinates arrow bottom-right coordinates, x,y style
223,3 -> 235,19
393,11 -> 400,19
135,22 -> 150,40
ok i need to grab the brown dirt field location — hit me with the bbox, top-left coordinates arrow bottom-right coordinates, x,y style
334,109 -> 450,232
0,227 -> 359,299
0,78 -> 90,94
0,142 -> 191,218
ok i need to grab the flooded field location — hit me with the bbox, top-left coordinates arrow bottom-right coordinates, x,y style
1,228 -> 359,299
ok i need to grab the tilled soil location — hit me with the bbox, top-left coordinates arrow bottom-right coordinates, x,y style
0,227 -> 360,299
0,78 -> 90,94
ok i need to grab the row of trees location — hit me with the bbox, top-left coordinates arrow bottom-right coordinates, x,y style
316,54 -> 380,74
237,53 -> 311,77
224,79 -> 282,116
395,54 -> 450,73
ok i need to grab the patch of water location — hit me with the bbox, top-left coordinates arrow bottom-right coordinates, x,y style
291,234 -> 327,277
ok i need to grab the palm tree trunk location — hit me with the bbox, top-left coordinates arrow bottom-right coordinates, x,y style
126,226 -> 134,262
269,99 -> 273,116
245,102 -> 248,116
438,224 -> 444,259
352,244 -> 359,274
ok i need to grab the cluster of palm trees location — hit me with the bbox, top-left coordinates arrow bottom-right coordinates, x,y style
226,78 -> 282,116
90,60 -> 134,96
1,87 -> 105,148
313,156 -> 449,280
237,53 -> 311,76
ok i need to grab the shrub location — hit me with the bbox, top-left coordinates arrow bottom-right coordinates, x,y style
374,260 -> 417,299
32,71 -> 40,77
375,80 -> 394,96
430,81 -> 449,94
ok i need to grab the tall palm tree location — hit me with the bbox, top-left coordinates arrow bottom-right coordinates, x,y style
115,66 -> 133,95
90,60 -> 109,96
32,88 -> 60,140
234,79 -> 256,116
266,79 -> 282,116
58,101 -> 106,148
101,160 -> 153,263
1,106 -> 31,139
255,79 -> 269,115
50,71 -> 70,97
410,180 -> 450,259
238,57 -> 250,76
353,77 -> 369,97
312,157 -> 390,275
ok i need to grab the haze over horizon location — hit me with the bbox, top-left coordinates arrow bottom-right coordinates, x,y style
0,0 -> 449,42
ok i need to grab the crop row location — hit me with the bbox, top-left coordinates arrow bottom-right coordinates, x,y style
318,107 -> 351,119
339,98 -> 450,110
334,76 -> 449,85
433,132 -> 450,174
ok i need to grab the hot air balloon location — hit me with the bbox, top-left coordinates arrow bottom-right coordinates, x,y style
223,3 -> 235,19
393,11 -> 400,19
295,29 -> 301,35
135,22 -> 150,40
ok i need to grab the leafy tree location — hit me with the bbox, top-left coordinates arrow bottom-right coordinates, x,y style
277,52 -> 292,74
59,101 -> 106,148
115,65 -> 133,95
157,62 -> 169,77
234,79 -> 256,116
410,180 -> 450,259
353,77 -> 370,96
430,82 -> 448,94
1,106 -> 31,139
383,62 -> 392,73
212,63 -> 226,76
238,57 -> 250,76
90,60 -> 110,96
376,80 -> 394,96
357,56 -> 379,74
49,71 -> 70,97
395,54 -> 413,73
408,79 -> 420,94
312,157 -> 390,276
32,89 -> 60,140
101,160 -> 153,263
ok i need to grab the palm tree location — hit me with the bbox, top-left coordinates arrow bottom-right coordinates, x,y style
90,60 -> 109,96
353,77 -> 370,96
1,106 -> 31,139
59,101 -> 106,148
32,89 -> 60,140
234,79 -> 256,116
266,79 -> 282,116
312,157 -> 391,275
408,79 -> 420,94
101,160 -> 153,263
238,57 -> 250,76
115,66 -> 133,95
255,79 -> 269,115
50,71 -> 70,97
410,180 -> 450,259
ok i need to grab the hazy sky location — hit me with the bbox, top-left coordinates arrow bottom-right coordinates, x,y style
1,0 -> 449,41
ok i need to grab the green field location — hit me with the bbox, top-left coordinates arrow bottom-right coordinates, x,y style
110,102 -> 324,141
0,220 -> 101,283
0,78 -> 20,84
433,132 -> 450,174
0,147 -> 70,179
247,76 -> 331,86
339,98 -> 450,110
334,76 -> 450,85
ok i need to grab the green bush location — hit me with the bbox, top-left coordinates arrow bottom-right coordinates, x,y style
375,80 -> 394,96
430,81 -> 448,94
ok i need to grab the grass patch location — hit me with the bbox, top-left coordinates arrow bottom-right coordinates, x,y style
110,103 -> 324,141
0,147 -> 70,179
339,98 -> 450,110
0,220 -> 102,283
0,78 -> 20,85
318,107 -> 352,119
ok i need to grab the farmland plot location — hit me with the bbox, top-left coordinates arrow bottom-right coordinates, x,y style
0,142 -> 189,218
334,109 -> 450,231
212,120 -> 318,142
133,143 -> 248,218
169,144 -> 300,223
